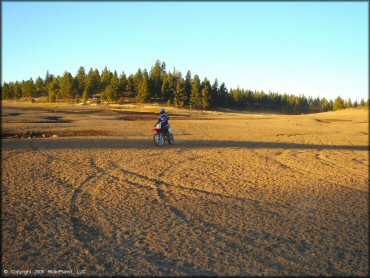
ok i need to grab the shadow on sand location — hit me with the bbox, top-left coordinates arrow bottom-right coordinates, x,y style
2,138 -> 368,151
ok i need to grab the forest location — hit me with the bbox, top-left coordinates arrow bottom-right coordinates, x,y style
1,60 -> 368,114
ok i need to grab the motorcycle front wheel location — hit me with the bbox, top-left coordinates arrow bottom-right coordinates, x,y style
153,133 -> 164,146
168,133 -> 175,145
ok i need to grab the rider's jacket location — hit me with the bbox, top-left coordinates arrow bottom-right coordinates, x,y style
159,113 -> 169,124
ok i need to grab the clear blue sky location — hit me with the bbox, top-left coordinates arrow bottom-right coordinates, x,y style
2,1 -> 368,101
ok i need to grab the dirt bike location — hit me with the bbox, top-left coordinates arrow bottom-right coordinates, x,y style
152,122 -> 174,147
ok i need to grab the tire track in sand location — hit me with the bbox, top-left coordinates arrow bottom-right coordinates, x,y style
105,161 -> 302,274
69,157 -> 125,273
70,158 -> 213,275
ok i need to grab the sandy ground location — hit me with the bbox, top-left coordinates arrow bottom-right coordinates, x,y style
1,101 -> 369,276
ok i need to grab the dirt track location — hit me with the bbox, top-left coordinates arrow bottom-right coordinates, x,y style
1,102 -> 369,276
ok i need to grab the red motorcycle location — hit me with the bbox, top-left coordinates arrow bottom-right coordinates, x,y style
152,122 -> 174,146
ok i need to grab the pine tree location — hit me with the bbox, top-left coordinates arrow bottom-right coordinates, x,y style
161,76 -> 170,101
161,73 -> 175,102
103,79 -> 119,103
45,70 -> 54,85
45,70 -> 50,85
133,69 -> 143,95
127,74 -> 135,96
334,96 -> 345,111
100,66 -> 113,92
93,69 -> 101,93
161,61 -> 166,72
83,68 -> 100,101
172,69 -> 183,89
174,80 -> 187,108
48,78 -> 59,102
184,70 -> 192,105
190,75 -> 202,109
21,79 -> 36,98
149,60 -> 164,99
219,82 -> 228,107
60,71 -> 74,98
103,73 -> 120,102
201,87 -> 211,109
201,78 -> 212,109
83,68 -> 93,101
211,78 -> 219,107
75,66 -> 86,97
136,73 -> 150,103
119,71 -> 128,95
35,77 -> 47,97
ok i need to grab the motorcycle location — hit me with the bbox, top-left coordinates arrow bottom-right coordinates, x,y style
152,122 -> 174,147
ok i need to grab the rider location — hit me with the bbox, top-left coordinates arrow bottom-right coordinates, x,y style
154,108 -> 171,135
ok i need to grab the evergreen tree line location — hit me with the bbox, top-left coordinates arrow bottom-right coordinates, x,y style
1,60 -> 368,113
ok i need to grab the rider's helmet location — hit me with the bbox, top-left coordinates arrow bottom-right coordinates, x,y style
160,108 -> 166,114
